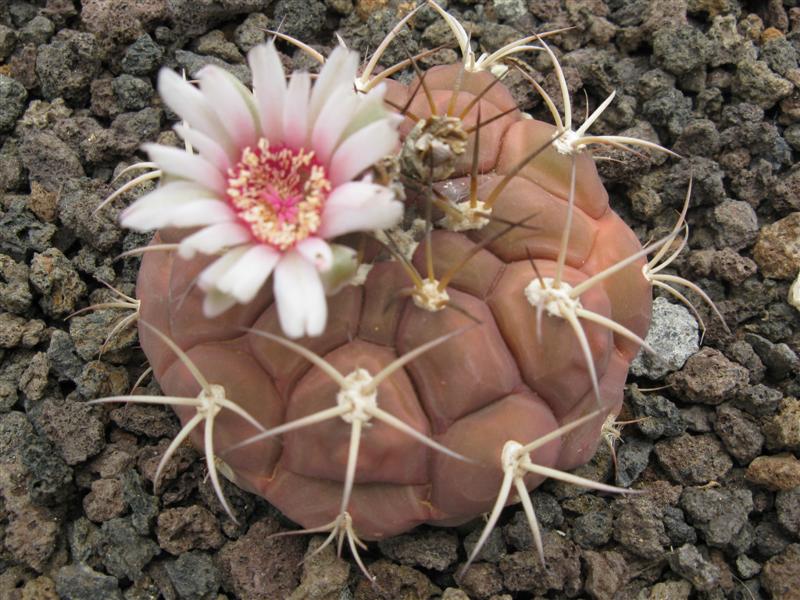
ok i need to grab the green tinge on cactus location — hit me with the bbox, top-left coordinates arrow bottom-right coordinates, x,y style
89,2 -> 730,580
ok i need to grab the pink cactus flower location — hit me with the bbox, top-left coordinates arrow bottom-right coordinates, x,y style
121,43 -> 404,338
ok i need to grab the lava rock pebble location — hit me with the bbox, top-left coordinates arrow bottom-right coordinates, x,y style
753,212 -> 800,280
97,517 -> 160,580
582,549 -> 628,600
713,404 -> 764,465
663,505 -> 698,546
378,529 -> 459,571
217,517 -> 306,600
628,386 -> 687,439
573,510 -> 614,548
498,530 -> 581,595
733,383 -> 782,416
763,398 -> 800,451
668,543 -> 721,591
612,495 -> 670,560
746,454 -> 800,491
0,75 -> 27,132
655,434 -> 733,485
165,551 -> 221,599
761,544 -> 800,599
156,505 -> 225,554
776,487 -> 800,537
652,24 -> 710,76
55,564 -> 123,600
667,348 -> 749,405
288,535 -> 350,600
680,486 -> 753,550
121,33 -> 163,75
630,297 -> 699,379
36,30 -> 102,104
615,436 -> 653,487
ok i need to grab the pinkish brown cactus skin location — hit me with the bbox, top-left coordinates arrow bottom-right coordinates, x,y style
134,64 -> 651,540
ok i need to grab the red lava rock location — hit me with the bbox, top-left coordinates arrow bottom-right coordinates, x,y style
0,462 -> 60,572
456,562 -> 504,599
137,438 -> 196,485
80,0 -> 167,50
86,443 -> 135,479
287,535 -> 350,600
763,398 -> 800,452
753,211 -> 800,279
612,495 -> 670,560
713,404 -> 764,465
667,348 -> 749,405
654,433 -> 733,485
109,402 -> 179,439
377,530 -> 459,571
83,478 -> 126,523
498,530 -> 581,595
217,517 -> 306,600
761,544 -> 800,600
582,550 -> 628,600
156,505 -> 225,554
35,397 -> 105,465
746,454 -> 800,491
354,560 -> 441,600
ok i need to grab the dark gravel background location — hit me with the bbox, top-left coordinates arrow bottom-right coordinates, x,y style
1,0 -> 799,599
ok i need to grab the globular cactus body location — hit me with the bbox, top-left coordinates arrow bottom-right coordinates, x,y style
133,57 -> 651,541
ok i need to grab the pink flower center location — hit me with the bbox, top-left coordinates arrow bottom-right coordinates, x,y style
226,140 -> 331,251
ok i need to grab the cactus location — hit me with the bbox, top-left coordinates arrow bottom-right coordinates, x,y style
94,1 -> 726,579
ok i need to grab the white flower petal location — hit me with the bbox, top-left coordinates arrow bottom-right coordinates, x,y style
308,46 -> 359,127
203,288 -> 239,318
198,66 -> 259,151
249,42 -> 286,142
328,120 -> 399,186
283,71 -> 311,149
178,223 -> 251,259
216,244 -> 280,303
197,246 -> 250,290
296,237 -> 333,271
319,181 -> 403,238
120,207 -> 170,232
121,182 -> 216,230
157,69 -> 236,159
174,124 -> 233,172
274,250 -> 327,338
145,144 -> 227,194
122,203 -> 190,231
310,85 -> 360,164
167,200 -> 236,228
341,83 -> 395,138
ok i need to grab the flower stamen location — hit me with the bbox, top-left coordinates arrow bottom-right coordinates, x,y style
226,140 -> 331,251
